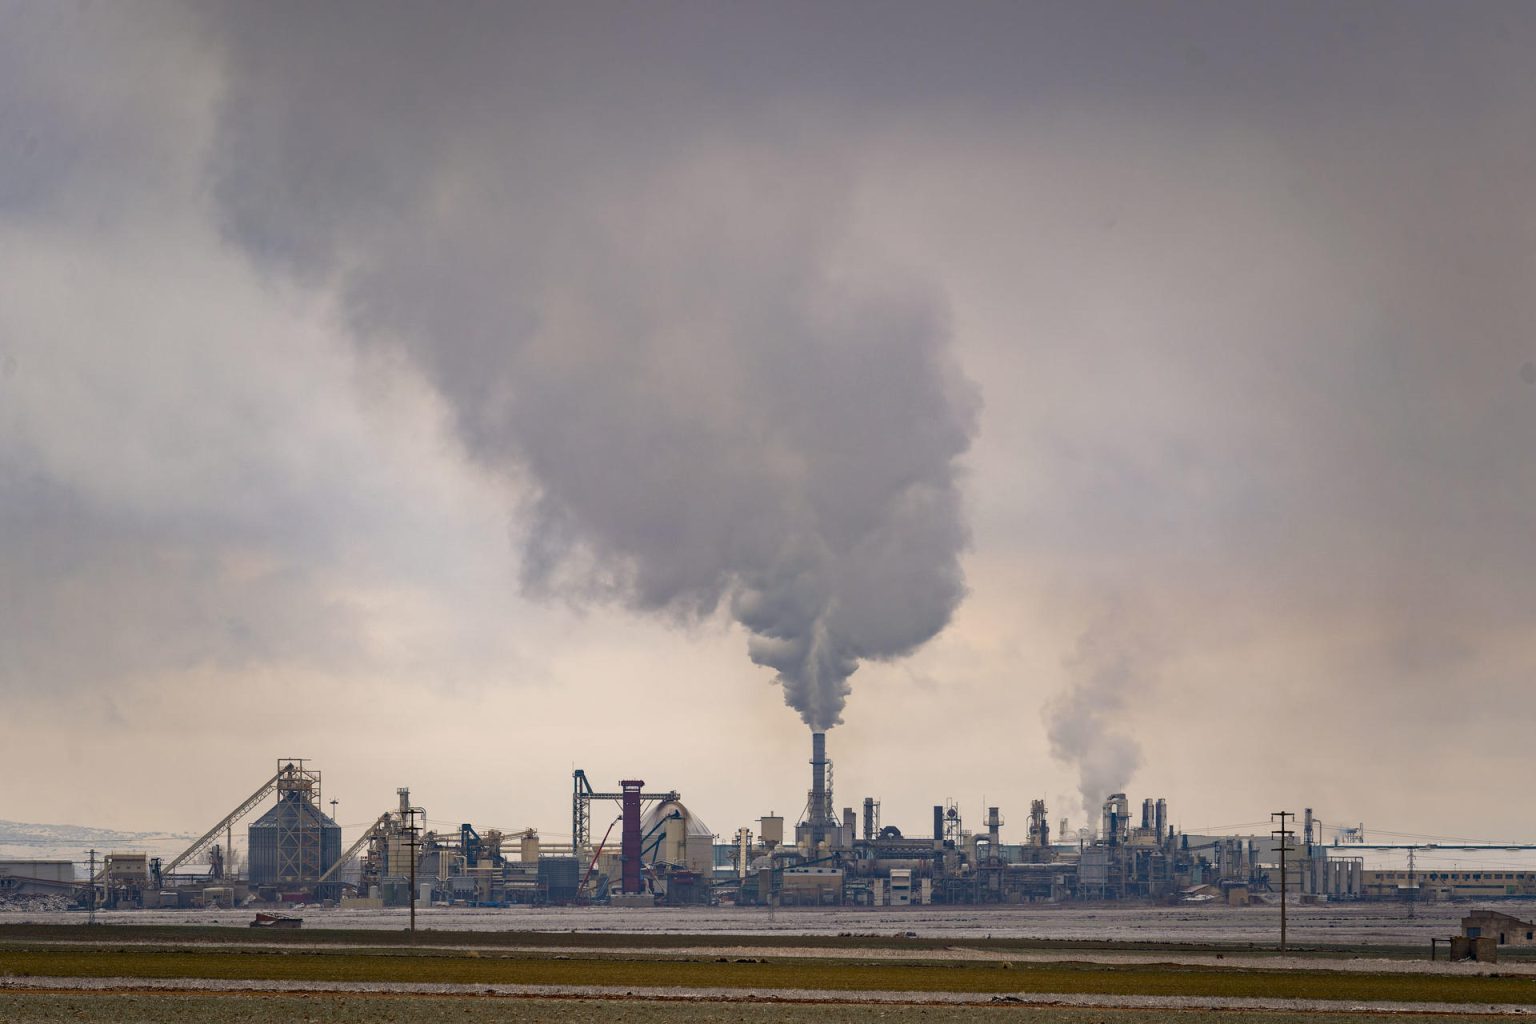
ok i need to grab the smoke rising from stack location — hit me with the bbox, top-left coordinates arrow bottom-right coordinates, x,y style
200,4 -> 977,732
1044,603 -> 1161,822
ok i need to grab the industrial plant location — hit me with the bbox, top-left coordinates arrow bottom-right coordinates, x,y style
4,736 -> 1533,914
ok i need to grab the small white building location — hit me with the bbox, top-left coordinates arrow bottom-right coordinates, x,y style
1463,910 -> 1536,946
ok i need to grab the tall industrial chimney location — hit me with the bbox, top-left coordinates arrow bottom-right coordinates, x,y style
619,779 -> 644,895
808,732 -> 831,838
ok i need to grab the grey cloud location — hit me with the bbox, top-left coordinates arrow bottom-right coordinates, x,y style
0,0 -> 448,698
0,465 -> 363,691
6,0 -> 1536,832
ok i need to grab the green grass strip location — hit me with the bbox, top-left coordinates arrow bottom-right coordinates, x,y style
2,948 -> 1534,1005
7,923 -> 1514,962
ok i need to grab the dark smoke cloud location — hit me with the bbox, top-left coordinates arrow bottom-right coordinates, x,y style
200,3 -> 977,730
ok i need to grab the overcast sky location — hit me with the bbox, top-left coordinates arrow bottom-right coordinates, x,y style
3,1 -> 1535,849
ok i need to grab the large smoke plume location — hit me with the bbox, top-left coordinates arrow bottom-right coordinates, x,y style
200,4 -> 976,730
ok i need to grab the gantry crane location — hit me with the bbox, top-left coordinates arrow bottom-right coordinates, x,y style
570,769 -> 677,853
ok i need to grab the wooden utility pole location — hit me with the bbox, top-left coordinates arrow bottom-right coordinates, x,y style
1271,812 -> 1294,951
404,806 -> 420,941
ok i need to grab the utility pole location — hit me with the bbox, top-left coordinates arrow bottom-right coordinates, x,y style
1271,812 -> 1293,951
1407,846 -> 1416,920
404,805 -> 420,941
87,850 -> 97,925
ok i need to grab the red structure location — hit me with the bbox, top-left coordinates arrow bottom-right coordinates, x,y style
620,779 -> 645,894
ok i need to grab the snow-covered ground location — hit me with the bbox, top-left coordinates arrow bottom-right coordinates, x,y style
8,899 -> 1534,947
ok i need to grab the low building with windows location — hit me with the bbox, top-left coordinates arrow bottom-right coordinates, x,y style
1462,910 -> 1536,946
1363,869 -> 1536,900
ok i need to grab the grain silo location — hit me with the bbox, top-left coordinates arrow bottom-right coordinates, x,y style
247,761 -> 341,889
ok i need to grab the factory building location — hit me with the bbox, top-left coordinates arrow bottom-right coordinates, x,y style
727,738 -> 1381,907
53,741 -> 1519,913
1366,870 -> 1536,900
731,733 -> 1078,906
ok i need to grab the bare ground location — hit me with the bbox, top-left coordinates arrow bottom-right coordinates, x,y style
0,991 -> 1527,1024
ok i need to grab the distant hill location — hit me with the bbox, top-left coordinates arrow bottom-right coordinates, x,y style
0,819 -> 195,865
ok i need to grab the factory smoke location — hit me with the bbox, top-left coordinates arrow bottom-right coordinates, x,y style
199,3 -> 977,731
1045,605 -> 1158,823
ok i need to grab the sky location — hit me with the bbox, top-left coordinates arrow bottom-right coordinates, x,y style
3,1 -> 1535,852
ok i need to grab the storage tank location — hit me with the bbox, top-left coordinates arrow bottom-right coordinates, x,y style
643,800 -> 716,874
664,815 -> 687,864
247,791 -> 342,886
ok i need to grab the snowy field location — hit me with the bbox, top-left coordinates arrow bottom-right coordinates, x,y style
9,900 -> 1533,947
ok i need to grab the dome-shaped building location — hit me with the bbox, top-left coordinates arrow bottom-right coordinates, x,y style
639,799 -> 716,876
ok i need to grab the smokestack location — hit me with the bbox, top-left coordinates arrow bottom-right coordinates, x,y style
809,731 -> 829,829
620,779 -> 644,895
933,805 -> 944,842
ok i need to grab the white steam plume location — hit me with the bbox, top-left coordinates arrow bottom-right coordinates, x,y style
1044,603 -> 1158,821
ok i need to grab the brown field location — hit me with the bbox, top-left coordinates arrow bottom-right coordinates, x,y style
0,992 -> 1520,1024
4,919 -> 1533,1021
